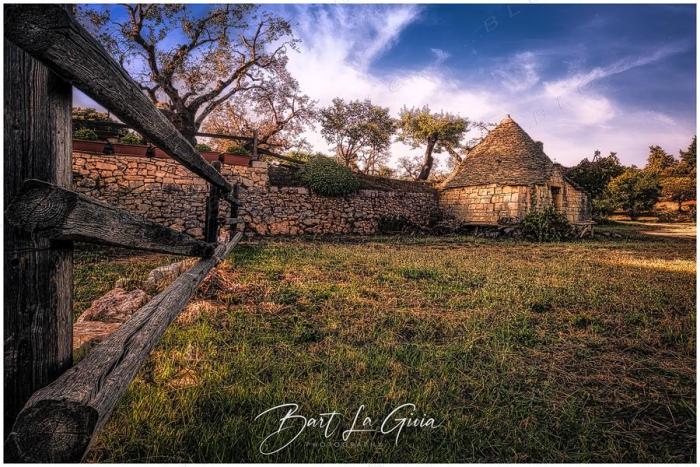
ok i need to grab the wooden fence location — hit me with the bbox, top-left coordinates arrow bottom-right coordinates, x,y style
4,5 -> 248,461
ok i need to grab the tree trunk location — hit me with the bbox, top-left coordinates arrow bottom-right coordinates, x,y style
4,39 -> 73,435
160,107 -> 198,145
417,136 -> 438,180
173,113 -> 198,146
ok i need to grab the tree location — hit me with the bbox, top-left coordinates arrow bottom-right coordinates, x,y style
80,4 -> 297,143
679,136 -> 696,169
203,70 -> 315,153
567,150 -> 625,200
644,145 -> 675,175
661,176 -> 696,212
607,168 -> 661,220
358,147 -> 391,176
398,154 -> 423,180
318,98 -> 395,171
396,106 -> 467,180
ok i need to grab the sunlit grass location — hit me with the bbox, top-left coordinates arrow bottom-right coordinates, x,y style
80,224 -> 695,462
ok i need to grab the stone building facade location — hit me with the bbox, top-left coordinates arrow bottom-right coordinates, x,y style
439,116 -> 591,224
72,153 -> 437,238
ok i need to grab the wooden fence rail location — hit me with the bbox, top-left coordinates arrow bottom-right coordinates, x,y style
4,4 -> 250,462
6,180 -> 216,257
5,233 -> 244,462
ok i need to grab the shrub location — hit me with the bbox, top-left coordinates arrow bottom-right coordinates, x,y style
195,143 -> 212,152
520,206 -> 573,242
73,128 -> 99,140
226,144 -> 249,156
297,156 -> 360,196
120,132 -> 143,145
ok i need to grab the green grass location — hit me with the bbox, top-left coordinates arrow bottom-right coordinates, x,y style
80,223 -> 696,462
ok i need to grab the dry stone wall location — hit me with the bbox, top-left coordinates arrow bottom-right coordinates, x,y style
72,152 -> 437,238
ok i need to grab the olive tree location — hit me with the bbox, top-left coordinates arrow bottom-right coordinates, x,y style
319,98 -> 395,171
396,106 -> 467,180
203,68 -> 316,153
80,4 -> 298,143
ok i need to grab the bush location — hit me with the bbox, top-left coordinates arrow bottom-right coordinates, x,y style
73,128 -> 99,140
297,156 -> 360,196
195,143 -> 212,152
226,145 -> 249,156
120,132 -> 143,145
520,206 -> 573,242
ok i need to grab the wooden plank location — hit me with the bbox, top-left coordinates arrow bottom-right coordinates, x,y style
6,180 -> 215,257
3,38 -> 73,435
5,231 -> 244,462
204,161 -> 222,243
256,147 -> 305,164
4,5 -> 233,194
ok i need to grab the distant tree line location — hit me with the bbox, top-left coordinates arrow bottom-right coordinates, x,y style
567,138 -> 696,219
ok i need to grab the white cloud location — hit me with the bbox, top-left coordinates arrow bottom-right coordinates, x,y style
430,48 -> 450,65
544,42 -> 689,98
287,6 -> 693,169
491,52 -> 540,92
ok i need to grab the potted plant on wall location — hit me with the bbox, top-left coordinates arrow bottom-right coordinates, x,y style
112,132 -> 148,157
195,143 -> 221,163
73,128 -> 107,153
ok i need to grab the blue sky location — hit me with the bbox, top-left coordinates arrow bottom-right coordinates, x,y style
76,3 -> 696,169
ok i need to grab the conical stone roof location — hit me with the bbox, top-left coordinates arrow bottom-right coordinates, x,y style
442,115 -> 555,189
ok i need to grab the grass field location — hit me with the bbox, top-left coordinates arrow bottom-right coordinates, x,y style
78,222 -> 696,462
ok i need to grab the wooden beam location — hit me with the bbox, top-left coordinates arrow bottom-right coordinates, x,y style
194,131 -> 254,142
3,38 -> 73,435
4,5 -> 233,194
6,180 -> 215,257
256,147 -> 305,165
225,217 -> 243,225
5,232 -> 244,462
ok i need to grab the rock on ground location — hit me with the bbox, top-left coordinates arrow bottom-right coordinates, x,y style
73,321 -> 121,355
77,287 -> 150,324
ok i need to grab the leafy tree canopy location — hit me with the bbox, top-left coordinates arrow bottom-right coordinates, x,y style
396,106 -> 467,180
607,168 -> 661,219
319,98 -> 395,171
566,150 -> 625,200
644,145 -> 676,175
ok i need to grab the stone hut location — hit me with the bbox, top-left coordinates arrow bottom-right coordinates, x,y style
439,115 -> 591,225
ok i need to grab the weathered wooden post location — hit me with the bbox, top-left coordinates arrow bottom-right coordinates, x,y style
204,160 -> 222,243
252,128 -> 259,160
3,38 -> 73,435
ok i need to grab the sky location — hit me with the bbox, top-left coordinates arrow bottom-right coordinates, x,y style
75,3 -> 697,170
